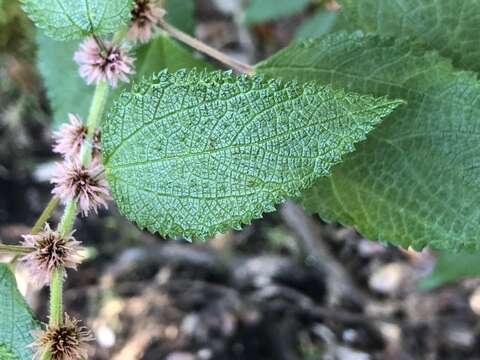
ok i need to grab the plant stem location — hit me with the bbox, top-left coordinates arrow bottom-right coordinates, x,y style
159,19 -> 254,75
31,196 -> 60,235
0,244 -> 34,254
57,200 -> 78,237
81,80 -> 109,164
49,267 -> 64,326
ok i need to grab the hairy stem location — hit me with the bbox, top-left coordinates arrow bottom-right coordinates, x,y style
31,196 -> 60,235
57,200 -> 78,237
49,267 -> 64,326
0,244 -> 34,254
159,20 -> 254,75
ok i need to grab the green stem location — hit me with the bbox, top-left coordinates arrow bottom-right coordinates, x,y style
42,36 -> 115,360
49,267 -> 64,326
57,200 -> 78,237
31,196 -> 60,235
81,80 -> 109,164
0,244 -> 34,254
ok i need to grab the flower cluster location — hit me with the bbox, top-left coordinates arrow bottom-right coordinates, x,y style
128,0 -> 166,43
52,158 -> 110,216
74,37 -> 135,88
20,224 -> 84,287
32,314 -> 93,360
53,114 -> 101,160
52,114 -> 109,215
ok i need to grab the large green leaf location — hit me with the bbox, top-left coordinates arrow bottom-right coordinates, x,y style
336,0 -> 480,73
102,69 -> 400,240
37,33 -> 212,128
0,345 -> 18,360
243,0 -> 310,24
256,32 -> 480,250
165,0 -> 195,35
0,264 -> 39,360
21,0 -> 132,41
420,252 -> 480,289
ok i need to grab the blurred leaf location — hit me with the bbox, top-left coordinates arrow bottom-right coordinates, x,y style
102,69 -> 400,240
243,0 -> 310,24
165,0 -> 195,35
421,252 -> 480,289
37,33 -> 95,128
0,264 -> 39,360
336,0 -> 480,73
295,9 -> 337,39
21,0 -> 133,41
37,34 -> 212,128
256,32 -> 480,251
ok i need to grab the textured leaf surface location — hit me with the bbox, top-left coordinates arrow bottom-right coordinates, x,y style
37,34 -> 212,128
102,69 -> 400,239
336,0 -> 480,73
21,0 -> 132,40
295,9 -> 338,40
256,32 -> 480,250
420,252 -> 480,289
0,345 -> 18,360
0,264 -> 39,360
165,0 -> 195,35
243,0 -> 310,24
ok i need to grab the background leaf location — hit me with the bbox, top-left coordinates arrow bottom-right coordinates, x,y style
420,252 -> 480,289
0,264 -> 39,360
256,32 -> 480,251
165,0 -> 195,35
295,9 -> 337,40
37,33 -> 95,128
336,0 -> 480,73
243,0 -> 310,24
21,0 -> 132,41
102,69 -> 400,240
37,34 -> 212,128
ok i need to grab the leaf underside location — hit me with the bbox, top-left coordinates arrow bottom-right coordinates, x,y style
21,0 -> 132,40
102,69 -> 400,240
0,264 -> 39,360
336,0 -> 480,73
256,32 -> 480,251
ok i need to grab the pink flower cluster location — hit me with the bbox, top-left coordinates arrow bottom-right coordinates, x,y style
74,37 -> 135,88
20,224 -> 84,287
52,113 -> 110,216
128,0 -> 166,43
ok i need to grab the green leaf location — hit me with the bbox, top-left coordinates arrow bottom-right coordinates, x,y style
102,69 -> 400,240
165,0 -> 195,35
336,0 -> 480,73
295,9 -> 337,40
37,33 -> 95,128
420,252 -> 480,289
243,0 -> 310,24
256,32 -> 480,251
21,0 -> 132,41
37,33 -> 212,128
0,264 -> 39,360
